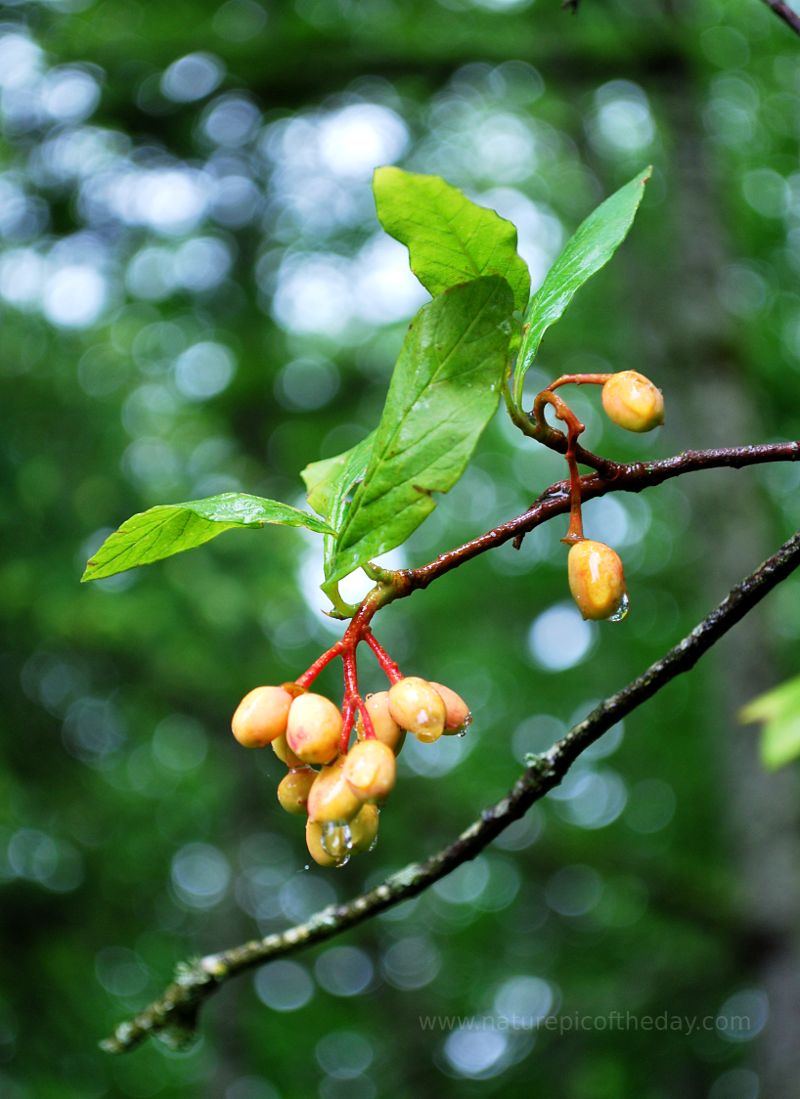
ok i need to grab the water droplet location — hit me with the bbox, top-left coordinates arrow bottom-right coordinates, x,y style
368,834 -> 379,852
321,821 -> 353,860
608,591 -> 630,623
320,822 -> 339,857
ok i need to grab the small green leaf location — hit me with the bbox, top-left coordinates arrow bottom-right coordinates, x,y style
327,276 -> 514,584
301,433 -> 376,521
82,493 -> 333,582
374,166 -> 530,314
512,166 -> 652,406
740,675 -> 800,770
301,452 -> 349,519
302,432 -> 377,598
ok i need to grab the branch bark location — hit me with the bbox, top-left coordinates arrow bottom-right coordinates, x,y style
401,441 -> 799,590
761,0 -> 800,36
102,528 -> 800,1055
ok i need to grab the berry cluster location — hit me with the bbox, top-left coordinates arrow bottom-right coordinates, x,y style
534,370 -> 663,622
228,369 -> 662,869
231,658 -> 469,867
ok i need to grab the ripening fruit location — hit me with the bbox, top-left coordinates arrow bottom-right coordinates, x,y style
286,693 -> 342,765
231,685 -> 293,748
344,738 -> 397,802
568,539 -> 627,621
305,819 -> 347,867
388,677 -> 446,743
601,370 -> 664,433
277,768 -> 316,815
356,692 -> 405,755
428,682 -> 471,735
272,733 -> 304,768
307,757 -> 363,824
350,803 -> 380,853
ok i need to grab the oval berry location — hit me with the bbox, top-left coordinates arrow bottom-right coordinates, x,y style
286,693 -> 342,765
568,539 -> 627,621
306,819 -> 343,867
307,757 -> 363,824
277,768 -> 316,815
388,677 -> 446,743
231,686 -> 293,749
272,732 -> 304,768
343,739 -> 396,802
428,682 -> 471,735
601,370 -> 664,433
350,803 -> 380,853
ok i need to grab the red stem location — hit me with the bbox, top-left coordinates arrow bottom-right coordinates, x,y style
339,646 -> 377,749
364,630 -> 403,684
355,697 -> 377,740
295,640 -> 344,688
340,693 -> 356,755
536,391 -> 586,544
546,372 -> 613,392
562,419 -> 586,544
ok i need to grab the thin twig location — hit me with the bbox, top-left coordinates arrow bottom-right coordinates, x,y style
761,0 -> 800,36
405,441 -> 799,582
102,529 -> 800,1054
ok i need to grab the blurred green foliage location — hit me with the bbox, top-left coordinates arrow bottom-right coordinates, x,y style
1,1 -> 799,1097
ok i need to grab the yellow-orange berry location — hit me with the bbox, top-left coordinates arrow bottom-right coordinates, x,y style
601,370 -> 664,433
428,682 -> 471,734
286,693 -> 342,765
388,677 -> 446,743
305,819 -> 348,867
356,692 -> 405,755
272,733 -> 304,768
350,803 -> 380,853
343,739 -> 396,802
307,757 -> 363,824
277,768 -> 316,815
231,685 -> 293,748
567,539 -> 627,621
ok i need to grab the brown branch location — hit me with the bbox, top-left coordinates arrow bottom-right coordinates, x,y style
761,0 -> 800,36
102,528 -> 800,1054
402,440 -> 800,589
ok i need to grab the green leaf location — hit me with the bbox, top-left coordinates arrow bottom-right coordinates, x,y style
374,166 -> 530,314
301,433 -> 376,521
327,276 -> 514,584
302,432 -> 377,598
740,675 -> 800,770
82,493 -> 333,582
512,166 -> 652,406
302,452 -> 349,519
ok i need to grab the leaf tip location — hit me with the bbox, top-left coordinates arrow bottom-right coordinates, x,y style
373,163 -> 400,191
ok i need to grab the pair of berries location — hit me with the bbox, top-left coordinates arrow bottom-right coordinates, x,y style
231,676 -> 470,866
566,370 -> 663,622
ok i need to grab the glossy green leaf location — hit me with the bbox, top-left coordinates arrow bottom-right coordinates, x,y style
740,675 -> 800,770
82,493 -> 333,582
327,276 -> 514,584
512,166 -> 652,406
374,166 -> 530,314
